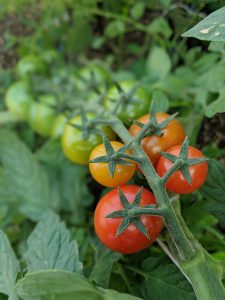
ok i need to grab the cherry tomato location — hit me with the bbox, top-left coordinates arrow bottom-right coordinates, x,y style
16,55 -> 47,78
157,146 -> 208,194
5,81 -> 34,120
104,80 -> 150,124
51,114 -> 67,139
89,141 -> 136,187
94,185 -> 164,254
61,113 -> 116,165
129,112 -> 186,167
28,95 -> 57,137
76,65 -> 110,91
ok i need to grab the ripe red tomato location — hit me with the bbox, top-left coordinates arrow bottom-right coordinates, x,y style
89,141 -> 136,187
157,146 -> 208,194
94,185 -> 164,254
129,112 -> 186,167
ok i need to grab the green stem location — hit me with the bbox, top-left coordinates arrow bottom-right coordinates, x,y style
108,116 -> 225,300
128,207 -> 165,217
110,117 -> 194,260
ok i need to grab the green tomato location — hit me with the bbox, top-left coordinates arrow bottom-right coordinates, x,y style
76,65 -> 110,92
16,55 -> 47,78
51,114 -> 67,139
104,80 -> 150,124
61,113 -> 116,165
5,81 -> 34,120
28,95 -> 57,137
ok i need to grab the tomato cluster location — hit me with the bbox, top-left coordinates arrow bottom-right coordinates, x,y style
5,59 -> 208,254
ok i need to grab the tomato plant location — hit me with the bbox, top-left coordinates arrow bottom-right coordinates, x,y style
157,145 -> 208,194
94,185 -> 164,254
51,114 -> 67,139
5,81 -> 34,120
61,113 -> 116,165
28,95 -> 57,137
129,112 -> 186,166
104,80 -> 150,124
16,55 -> 47,78
89,141 -> 136,187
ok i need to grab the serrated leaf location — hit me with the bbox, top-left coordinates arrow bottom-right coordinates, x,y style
0,231 -> 19,300
15,270 -> 142,300
23,211 -> 82,274
89,241 -> 121,288
140,257 -> 196,300
205,93 -> 225,118
200,159 -> 225,227
146,46 -> 171,80
182,7 -> 225,42
0,130 -> 51,220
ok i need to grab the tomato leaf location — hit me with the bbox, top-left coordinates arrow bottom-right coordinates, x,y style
146,46 -> 171,80
139,257 -> 196,300
182,7 -> 225,42
0,129 -> 51,220
23,211 -> 82,274
200,159 -> 225,228
89,241 -> 121,288
15,270 -> 142,300
0,230 -> 19,300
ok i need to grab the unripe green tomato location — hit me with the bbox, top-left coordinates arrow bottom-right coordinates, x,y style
16,55 -> 47,78
5,81 -> 34,120
28,95 -> 57,137
61,113 -> 116,165
104,80 -> 150,124
76,65 -> 110,91
51,114 -> 67,139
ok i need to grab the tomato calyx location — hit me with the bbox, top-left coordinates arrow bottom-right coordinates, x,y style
68,108 -> 103,140
161,137 -> 209,184
106,187 -> 163,239
89,136 -> 138,177
109,81 -> 144,114
134,102 -> 178,142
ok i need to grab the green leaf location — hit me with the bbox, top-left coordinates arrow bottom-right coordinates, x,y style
23,211 -> 82,273
200,159 -> 225,228
147,17 -> 172,39
151,90 -> 169,112
205,92 -> 225,118
0,130 -> 51,220
130,2 -> 145,20
140,257 -> 196,300
146,46 -> 171,80
105,20 -> 125,38
89,241 -> 121,288
15,270 -> 142,300
182,7 -> 225,42
0,230 -> 19,300
208,41 -> 225,53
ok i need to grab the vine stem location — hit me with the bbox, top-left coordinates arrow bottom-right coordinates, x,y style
108,116 -> 225,300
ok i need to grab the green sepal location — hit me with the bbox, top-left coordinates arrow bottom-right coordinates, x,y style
181,165 -> 192,185
106,210 -> 127,219
116,218 -> 131,237
160,151 -> 178,163
118,188 -> 131,209
179,137 -> 189,159
132,218 -> 150,239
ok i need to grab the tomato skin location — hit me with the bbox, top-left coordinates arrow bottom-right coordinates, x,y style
94,185 -> 164,254
129,112 -> 186,167
5,81 -> 34,120
157,146 -> 208,194
51,114 -> 67,139
89,141 -> 136,187
61,113 -> 116,165
28,95 -> 57,137
16,55 -> 47,78
104,80 -> 150,124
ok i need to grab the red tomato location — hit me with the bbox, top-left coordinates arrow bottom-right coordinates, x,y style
94,185 -> 164,254
89,141 -> 136,187
129,112 -> 186,167
157,146 -> 208,194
